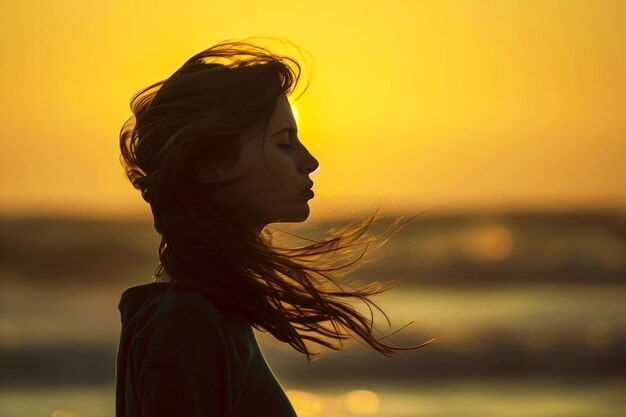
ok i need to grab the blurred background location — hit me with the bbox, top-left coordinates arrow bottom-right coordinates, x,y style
1,1 -> 625,416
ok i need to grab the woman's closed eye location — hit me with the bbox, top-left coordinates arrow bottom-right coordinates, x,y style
277,136 -> 292,148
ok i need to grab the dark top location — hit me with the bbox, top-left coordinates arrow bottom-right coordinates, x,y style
115,281 -> 298,417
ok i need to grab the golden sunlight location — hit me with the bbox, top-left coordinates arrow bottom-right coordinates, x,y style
342,389 -> 380,415
2,1 -> 624,215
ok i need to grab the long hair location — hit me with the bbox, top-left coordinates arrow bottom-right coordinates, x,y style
119,36 -> 436,365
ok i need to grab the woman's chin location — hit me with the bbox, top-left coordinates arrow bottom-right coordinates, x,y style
273,204 -> 311,223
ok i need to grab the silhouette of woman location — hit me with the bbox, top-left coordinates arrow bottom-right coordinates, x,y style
115,36 -> 435,417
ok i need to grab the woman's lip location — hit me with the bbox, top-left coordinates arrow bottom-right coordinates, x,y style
301,189 -> 314,198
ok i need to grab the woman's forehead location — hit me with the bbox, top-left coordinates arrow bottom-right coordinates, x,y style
266,95 -> 296,134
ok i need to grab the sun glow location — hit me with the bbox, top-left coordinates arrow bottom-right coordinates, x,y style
1,1 -> 624,216
290,101 -> 300,126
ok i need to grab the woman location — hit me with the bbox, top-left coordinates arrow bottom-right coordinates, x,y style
115,36 -> 435,417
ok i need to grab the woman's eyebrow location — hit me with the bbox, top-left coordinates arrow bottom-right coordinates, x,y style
273,127 -> 298,136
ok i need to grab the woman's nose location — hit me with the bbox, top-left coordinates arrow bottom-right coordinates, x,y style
301,148 -> 319,175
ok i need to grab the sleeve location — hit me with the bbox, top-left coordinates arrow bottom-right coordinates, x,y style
138,293 -> 232,417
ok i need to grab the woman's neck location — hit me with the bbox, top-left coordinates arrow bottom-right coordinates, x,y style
152,268 -> 173,283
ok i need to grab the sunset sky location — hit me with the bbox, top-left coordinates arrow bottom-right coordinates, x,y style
1,0 -> 624,219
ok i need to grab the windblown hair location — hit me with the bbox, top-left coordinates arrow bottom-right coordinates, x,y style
119,36 -> 435,364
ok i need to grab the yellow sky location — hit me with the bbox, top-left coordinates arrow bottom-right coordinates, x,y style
1,0 -> 625,219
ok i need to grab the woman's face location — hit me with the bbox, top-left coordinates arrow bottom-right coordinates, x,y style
200,94 -> 319,232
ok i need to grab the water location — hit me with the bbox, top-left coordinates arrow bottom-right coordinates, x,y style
2,380 -> 625,417
1,211 -> 625,416
2,282 -> 626,417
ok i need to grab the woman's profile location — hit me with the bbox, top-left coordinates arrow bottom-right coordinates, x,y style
115,36 -> 435,417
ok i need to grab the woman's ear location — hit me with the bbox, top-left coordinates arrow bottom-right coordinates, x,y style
195,163 -> 230,182
193,145 -> 240,183
215,166 -> 229,180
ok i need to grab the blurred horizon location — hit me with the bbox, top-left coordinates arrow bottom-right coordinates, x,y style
2,198 -> 625,223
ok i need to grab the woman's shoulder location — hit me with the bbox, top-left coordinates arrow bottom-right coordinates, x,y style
142,287 -> 232,366
156,286 -> 227,331
152,271 -> 233,320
